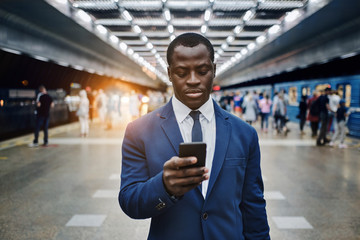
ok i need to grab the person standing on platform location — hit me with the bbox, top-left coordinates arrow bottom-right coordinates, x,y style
119,32 -> 270,240
273,93 -> 287,134
242,93 -> 258,125
307,91 -> 319,137
233,91 -> 243,117
259,94 -> 272,132
29,85 -> 54,147
76,89 -> 89,137
316,88 -> 332,146
328,90 -> 340,133
129,90 -> 140,121
96,89 -> 107,124
329,99 -> 349,148
298,95 -> 308,135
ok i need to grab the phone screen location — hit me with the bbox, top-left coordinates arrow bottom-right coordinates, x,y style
179,142 -> 206,168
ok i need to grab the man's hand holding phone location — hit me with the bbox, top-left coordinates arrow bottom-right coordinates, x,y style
162,143 -> 208,198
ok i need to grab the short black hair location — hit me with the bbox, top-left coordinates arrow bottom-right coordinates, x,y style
167,32 -> 214,66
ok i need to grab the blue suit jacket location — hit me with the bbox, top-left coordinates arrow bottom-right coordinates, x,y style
119,100 -> 270,240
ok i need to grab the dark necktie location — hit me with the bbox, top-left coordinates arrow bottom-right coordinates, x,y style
189,111 -> 203,142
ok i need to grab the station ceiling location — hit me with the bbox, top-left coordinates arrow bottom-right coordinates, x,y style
69,0 -> 309,82
1,0 -> 359,89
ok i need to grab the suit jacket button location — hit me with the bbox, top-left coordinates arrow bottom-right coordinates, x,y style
202,212 -> 208,220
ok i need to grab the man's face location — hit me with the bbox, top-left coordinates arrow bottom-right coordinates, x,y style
168,44 -> 216,110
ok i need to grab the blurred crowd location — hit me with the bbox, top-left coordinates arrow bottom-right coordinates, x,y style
64,86 -> 351,148
65,88 -> 170,137
212,88 -> 352,148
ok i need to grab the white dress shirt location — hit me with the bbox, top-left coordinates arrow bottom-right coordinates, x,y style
172,96 -> 216,198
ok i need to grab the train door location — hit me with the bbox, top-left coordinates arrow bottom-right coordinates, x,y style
337,83 -> 351,107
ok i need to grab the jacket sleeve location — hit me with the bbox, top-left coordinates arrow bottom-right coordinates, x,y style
119,122 -> 177,219
240,128 -> 270,239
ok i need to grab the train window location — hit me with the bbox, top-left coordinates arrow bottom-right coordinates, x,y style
345,84 -> 351,107
301,87 -> 310,96
288,86 -> 298,105
315,84 -> 330,91
337,84 -> 351,107
337,85 -> 344,99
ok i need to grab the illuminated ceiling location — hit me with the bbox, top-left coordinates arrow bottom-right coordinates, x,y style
45,0 -> 334,85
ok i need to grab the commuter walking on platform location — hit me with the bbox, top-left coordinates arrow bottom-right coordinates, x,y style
87,89 -> 95,123
119,32 -> 270,240
129,90 -> 140,121
259,95 -> 272,132
29,85 -> 54,147
105,92 -> 117,130
307,91 -> 320,137
298,95 -> 308,135
242,93 -> 258,125
76,90 -> 89,137
273,93 -> 287,135
96,89 -> 107,124
329,99 -> 349,148
316,88 -> 332,146
233,91 -> 242,117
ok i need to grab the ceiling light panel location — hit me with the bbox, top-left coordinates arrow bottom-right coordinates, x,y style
95,19 -> 130,26
259,1 -> 304,10
122,40 -> 147,45
121,1 -> 163,11
212,1 -> 256,11
131,47 -> 153,52
222,47 -> 243,52
142,31 -> 170,38
172,18 -> 204,27
112,32 -> 139,37
246,19 -> 280,26
166,1 -> 208,10
73,1 -> 117,10
133,18 -> 168,26
208,18 -> 242,27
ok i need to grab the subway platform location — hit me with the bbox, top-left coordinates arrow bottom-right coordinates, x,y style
0,116 -> 359,240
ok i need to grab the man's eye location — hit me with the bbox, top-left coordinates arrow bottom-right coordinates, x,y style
176,72 -> 186,77
199,70 -> 209,75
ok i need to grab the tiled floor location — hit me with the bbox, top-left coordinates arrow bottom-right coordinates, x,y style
0,118 -> 359,239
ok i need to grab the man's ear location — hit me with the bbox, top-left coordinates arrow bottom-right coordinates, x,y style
213,63 -> 216,78
167,67 -> 172,82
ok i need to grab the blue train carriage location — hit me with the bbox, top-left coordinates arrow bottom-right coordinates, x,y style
0,88 -> 69,141
273,75 -> 360,138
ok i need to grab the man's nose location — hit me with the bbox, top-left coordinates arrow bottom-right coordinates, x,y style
187,72 -> 200,85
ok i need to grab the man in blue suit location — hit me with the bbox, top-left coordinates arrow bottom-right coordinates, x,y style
119,33 -> 270,239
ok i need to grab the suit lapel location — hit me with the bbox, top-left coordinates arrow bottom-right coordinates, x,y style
206,101 -> 231,199
160,101 -> 183,155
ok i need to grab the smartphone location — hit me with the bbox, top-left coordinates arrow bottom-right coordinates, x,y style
179,142 -> 206,168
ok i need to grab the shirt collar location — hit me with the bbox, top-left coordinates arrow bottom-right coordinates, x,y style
172,95 -> 214,123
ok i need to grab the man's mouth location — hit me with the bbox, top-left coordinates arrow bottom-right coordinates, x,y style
185,90 -> 203,98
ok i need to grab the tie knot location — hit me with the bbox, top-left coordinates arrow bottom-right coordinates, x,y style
189,111 -> 200,121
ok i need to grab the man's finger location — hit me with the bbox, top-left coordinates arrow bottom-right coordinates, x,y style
175,156 -> 197,168
165,156 -> 197,169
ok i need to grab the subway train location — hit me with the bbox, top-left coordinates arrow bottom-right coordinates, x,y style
0,49 -> 160,141
223,74 -> 360,138
0,88 -> 70,141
